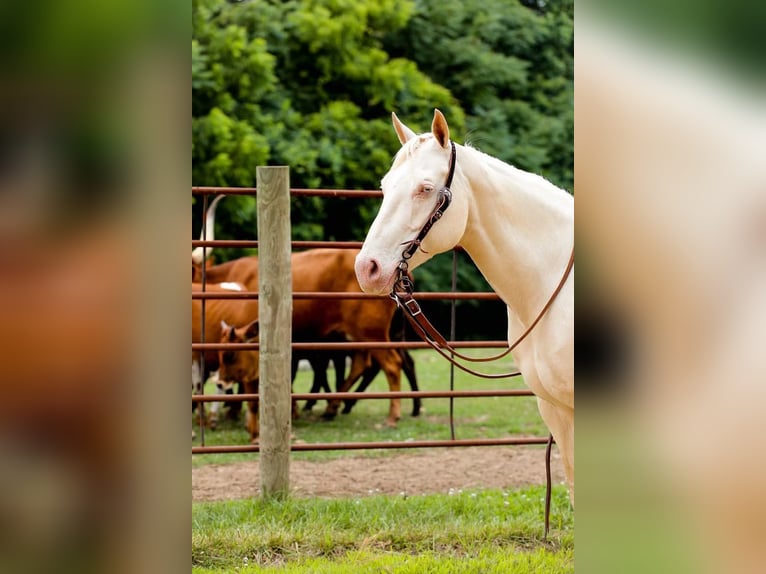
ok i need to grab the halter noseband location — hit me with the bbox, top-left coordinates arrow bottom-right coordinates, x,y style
393,141 -> 456,293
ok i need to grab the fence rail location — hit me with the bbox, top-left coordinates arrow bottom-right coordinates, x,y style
193,340 -> 510,351
192,185 -> 543,458
193,186 -> 382,198
192,291 -> 499,300
193,437 -> 548,455
193,389 -> 532,403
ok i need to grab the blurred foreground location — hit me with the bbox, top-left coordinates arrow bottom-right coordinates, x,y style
576,3 -> 766,573
0,2 -> 187,573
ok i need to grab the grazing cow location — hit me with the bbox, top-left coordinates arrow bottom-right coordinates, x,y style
191,281 -> 257,428
195,249 -> 408,427
216,319 -> 301,443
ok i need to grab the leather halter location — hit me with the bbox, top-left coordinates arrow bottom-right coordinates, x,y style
397,141 -> 456,263
389,141 -> 574,380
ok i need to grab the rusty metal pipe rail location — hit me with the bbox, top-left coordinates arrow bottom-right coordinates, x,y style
193,187 -> 382,198
192,291 -> 500,301
191,240 -> 364,249
193,340 -> 510,351
192,436 -> 548,454
193,389 -> 531,403
191,239 -> 469,252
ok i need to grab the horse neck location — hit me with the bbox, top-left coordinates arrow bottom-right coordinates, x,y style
456,145 -> 573,326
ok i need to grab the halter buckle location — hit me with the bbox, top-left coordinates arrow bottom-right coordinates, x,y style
403,297 -> 422,316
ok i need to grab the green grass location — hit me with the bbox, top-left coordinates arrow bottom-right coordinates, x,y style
193,349 -> 545,466
192,485 -> 574,573
192,350 -> 571,572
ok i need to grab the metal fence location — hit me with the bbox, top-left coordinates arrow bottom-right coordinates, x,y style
191,186 -> 548,454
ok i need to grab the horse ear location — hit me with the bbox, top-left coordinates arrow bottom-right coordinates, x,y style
431,109 -> 450,149
391,112 -> 416,145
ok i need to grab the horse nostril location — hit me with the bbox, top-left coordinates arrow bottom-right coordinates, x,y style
355,255 -> 384,290
368,259 -> 380,279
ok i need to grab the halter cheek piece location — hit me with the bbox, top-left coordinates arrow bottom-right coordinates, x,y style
397,142 -> 456,263
391,142 -> 454,318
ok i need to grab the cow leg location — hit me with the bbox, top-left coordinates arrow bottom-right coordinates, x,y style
290,354 -> 309,410
400,349 -> 421,417
192,361 -> 201,439
304,354 -> 331,412
192,360 -> 202,415
242,378 -> 260,444
322,352 -> 369,420
371,349 -> 402,427
342,353 -> 378,414
208,373 -> 239,424
192,359 -> 208,430
345,350 -> 418,416
192,360 -> 202,396
223,382 -> 242,421
206,370 -> 225,429
331,350 -> 347,403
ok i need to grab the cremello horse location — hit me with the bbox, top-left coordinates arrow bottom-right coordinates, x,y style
355,110 -> 574,504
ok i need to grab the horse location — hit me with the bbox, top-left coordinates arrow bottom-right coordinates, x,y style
354,109 -> 574,504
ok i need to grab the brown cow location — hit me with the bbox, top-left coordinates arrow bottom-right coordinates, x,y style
216,320 -> 262,442
192,255 -> 259,287
196,249 -> 406,426
215,319 -> 301,443
191,281 -> 257,382
191,281 -> 257,429
291,249 -> 405,424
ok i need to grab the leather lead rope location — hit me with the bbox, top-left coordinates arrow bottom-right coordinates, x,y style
544,433 -> 554,540
392,247 -> 573,379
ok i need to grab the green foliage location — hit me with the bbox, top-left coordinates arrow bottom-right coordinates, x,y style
192,0 -> 573,333
383,0 -> 573,190
192,0 -> 462,243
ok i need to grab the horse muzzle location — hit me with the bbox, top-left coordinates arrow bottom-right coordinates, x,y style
354,253 -> 397,295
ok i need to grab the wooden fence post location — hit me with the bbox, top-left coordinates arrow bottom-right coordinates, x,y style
256,166 -> 292,499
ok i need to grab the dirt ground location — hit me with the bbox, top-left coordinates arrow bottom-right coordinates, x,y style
192,446 -> 566,502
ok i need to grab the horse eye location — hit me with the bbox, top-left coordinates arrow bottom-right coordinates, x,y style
421,184 -> 434,194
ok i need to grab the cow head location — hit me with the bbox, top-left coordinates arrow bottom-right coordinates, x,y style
218,319 -> 260,442
218,319 -> 260,384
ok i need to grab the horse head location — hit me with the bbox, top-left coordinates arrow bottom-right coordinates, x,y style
355,109 -> 468,295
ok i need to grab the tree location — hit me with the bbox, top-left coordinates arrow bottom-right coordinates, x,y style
193,0 -> 465,249
383,0 -> 573,191
192,0 -> 573,337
